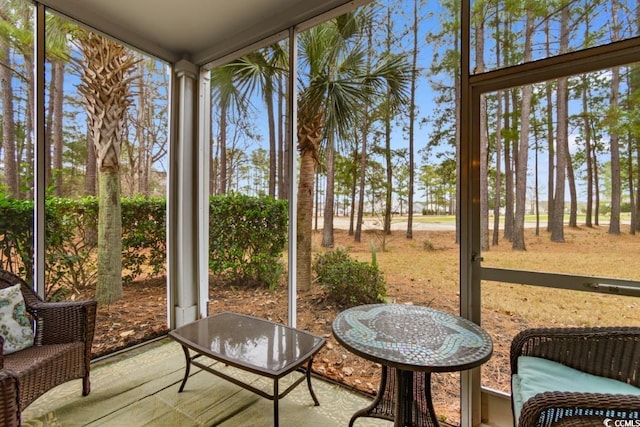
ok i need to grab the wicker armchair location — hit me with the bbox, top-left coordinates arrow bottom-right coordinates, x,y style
0,269 -> 97,427
510,327 -> 640,427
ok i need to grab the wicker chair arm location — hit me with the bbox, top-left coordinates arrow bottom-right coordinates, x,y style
30,299 -> 97,347
0,370 -> 20,427
0,337 -> 4,368
510,327 -> 640,386
519,391 -> 640,427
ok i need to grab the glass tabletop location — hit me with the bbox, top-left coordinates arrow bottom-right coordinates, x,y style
170,312 -> 326,377
332,304 -> 493,372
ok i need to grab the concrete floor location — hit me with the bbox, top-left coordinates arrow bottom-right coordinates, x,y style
21,338 -> 392,427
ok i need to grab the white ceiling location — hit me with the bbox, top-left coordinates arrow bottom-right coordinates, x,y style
38,0 -> 365,66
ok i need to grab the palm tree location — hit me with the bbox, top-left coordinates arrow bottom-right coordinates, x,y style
229,45 -> 287,198
76,31 -> 137,304
296,11 -> 410,290
209,61 -> 254,194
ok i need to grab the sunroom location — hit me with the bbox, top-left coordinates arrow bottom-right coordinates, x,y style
0,0 -> 639,426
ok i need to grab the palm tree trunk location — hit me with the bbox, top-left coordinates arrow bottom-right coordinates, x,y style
296,150 -> 316,291
96,170 -> 122,303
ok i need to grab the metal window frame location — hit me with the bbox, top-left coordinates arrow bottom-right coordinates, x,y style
460,1 -> 640,424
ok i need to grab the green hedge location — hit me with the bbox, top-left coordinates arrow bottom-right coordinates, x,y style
209,193 -> 287,290
0,193 -> 287,299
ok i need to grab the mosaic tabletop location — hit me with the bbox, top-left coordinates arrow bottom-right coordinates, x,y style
332,304 -> 493,372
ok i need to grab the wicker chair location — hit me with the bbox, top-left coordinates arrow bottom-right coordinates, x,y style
0,269 -> 97,427
510,327 -> 640,427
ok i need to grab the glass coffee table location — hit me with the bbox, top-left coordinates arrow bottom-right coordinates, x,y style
332,303 -> 493,427
169,312 -> 326,427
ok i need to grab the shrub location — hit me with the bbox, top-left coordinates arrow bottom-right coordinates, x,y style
423,239 -> 435,251
313,248 -> 387,307
209,193 -> 287,290
0,192 -> 286,297
121,197 -> 166,284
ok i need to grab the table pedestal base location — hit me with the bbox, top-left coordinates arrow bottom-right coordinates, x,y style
348,366 -> 439,427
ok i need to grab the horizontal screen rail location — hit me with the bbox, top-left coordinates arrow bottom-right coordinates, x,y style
481,268 -> 640,298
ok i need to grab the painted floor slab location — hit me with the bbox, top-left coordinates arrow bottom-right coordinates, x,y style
22,339 -> 391,427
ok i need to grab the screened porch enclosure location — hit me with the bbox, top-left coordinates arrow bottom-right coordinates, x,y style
1,1 -> 639,426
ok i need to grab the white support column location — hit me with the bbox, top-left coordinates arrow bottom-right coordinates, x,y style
33,4 -> 46,296
168,59 -> 200,328
460,0 -> 484,425
197,70 -> 211,319
287,27 -> 298,328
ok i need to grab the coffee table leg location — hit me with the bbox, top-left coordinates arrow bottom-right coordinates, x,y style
305,359 -> 321,406
177,345 -> 191,393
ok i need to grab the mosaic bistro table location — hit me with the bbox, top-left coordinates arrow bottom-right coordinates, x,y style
332,304 -> 493,427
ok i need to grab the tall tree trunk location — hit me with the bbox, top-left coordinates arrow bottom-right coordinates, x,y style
512,8 -> 533,251
551,74 -> 568,243
383,5 -> 393,236
355,115 -> 368,243
635,0 -> 640,233
277,76 -> 285,200
296,151 -> 316,291
266,83 -> 276,198
296,101 -> 323,291
545,19 -> 555,232
609,64 -> 622,235
492,17 -> 504,246
349,143 -> 358,236
493,89 -> 503,246
96,170 -> 122,303
503,91 -> 514,241
627,133 -> 636,235
52,61 -> 65,196
566,137 -> 578,227
475,2 -> 489,251
635,141 -> 640,232
23,50 -> 34,199
219,103 -> 228,194
593,144 -> 600,226
322,133 -> 335,247
355,21 -> 373,244
1,40 -> 19,197
583,77 -> 594,228
551,7 -> 569,242
406,0 -> 419,240
136,60 -> 148,195
608,0 -> 622,235
384,98 -> 392,235
533,118 -> 540,236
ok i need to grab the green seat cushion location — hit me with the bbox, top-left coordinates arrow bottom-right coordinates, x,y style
512,356 -> 640,423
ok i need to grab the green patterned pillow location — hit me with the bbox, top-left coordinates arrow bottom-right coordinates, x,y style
0,284 -> 34,354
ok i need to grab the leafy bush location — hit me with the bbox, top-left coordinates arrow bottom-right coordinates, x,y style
0,192 -> 285,297
209,193 -> 287,290
45,197 -> 99,299
121,197 -> 166,284
313,248 -> 387,307
0,194 -> 34,279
